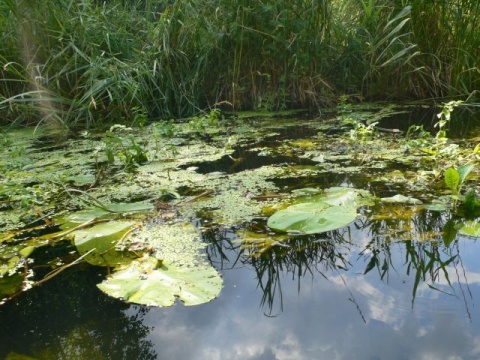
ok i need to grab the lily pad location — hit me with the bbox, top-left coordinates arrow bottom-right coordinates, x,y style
267,187 -> 373,234
72,221 -> 137,266
98,256 -> 223,306
59,201 -> 154,229
98,222 -> 224,307
380,194 -> 423,205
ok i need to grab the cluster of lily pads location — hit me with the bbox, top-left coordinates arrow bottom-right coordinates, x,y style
1,103 -> 480,307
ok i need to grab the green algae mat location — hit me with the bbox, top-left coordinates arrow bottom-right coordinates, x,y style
2,103 -> 480,307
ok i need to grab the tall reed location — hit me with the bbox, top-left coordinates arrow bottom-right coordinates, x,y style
1,0 -> 479,129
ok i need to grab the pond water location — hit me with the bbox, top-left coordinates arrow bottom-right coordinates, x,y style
1,103 -> 480,359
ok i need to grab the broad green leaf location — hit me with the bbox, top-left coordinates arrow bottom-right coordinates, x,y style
444,168 -> 460,193
424,203 -> 449,212
101,201 -> 154,213
60,201 -> 154,229
72,221 -> 137,266
100,222 -> 224,307
98,256 -> 223,307
0,273 -> 24,298
380,194 -> 423,205
268,203 -> 357,234
60,208 -> 112,228
457,164 -> 475,185
267,187 -> 371,234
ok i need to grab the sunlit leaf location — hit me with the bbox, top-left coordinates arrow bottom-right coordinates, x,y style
424,203 -> 449,212
457,164 -> 475,185
0,274 -> 24,299
267,187 -> 372,234
98,256 -> 223,307
444,168 -> 460,193
59,201 -> 154,229
380,194 -> 423,205
72,221 -> 137,266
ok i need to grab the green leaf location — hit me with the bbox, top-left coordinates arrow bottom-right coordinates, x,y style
380,194 -> 423,205
444,168 -> 460,193
268,202 -> 357,234
72,221 -> 137,266
423,203 -> 449,212
97,256 -> 223,307
97,222 -> 224,307
267,187 -> 372,234
0,274 -> 24,298
59,201 -> 154,228
457,164 -> 475,185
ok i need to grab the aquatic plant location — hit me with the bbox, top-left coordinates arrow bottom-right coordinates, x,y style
103,125 -> 148,172
267,187 -> 375,235
435,100 -> 464,140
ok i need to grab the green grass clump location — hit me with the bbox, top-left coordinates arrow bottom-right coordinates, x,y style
1,0 -> 479,129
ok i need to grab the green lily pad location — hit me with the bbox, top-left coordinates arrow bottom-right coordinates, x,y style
267,187 -> 373,234
0,273 -> 24,299
0,246 -> 35,278
60,201 -> 154,229
423,203 -> 448,212
380,194 -> 423,205
97,256 -> 223,306
72,221 -> 137,266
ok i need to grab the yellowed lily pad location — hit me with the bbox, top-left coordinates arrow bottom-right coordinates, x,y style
98,222 -> 223,307
380,194 -> 423,205
98,256 -> 223,306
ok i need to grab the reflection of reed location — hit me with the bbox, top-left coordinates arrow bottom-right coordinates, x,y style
360,208 -> 473,316
201,207 -> 475,319
202,223 -> 358,316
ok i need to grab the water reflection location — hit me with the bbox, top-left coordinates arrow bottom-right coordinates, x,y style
0,265 -> 157,360
203,207 -> 479,323
144,227 -> 480,360
3,210 -> 480,359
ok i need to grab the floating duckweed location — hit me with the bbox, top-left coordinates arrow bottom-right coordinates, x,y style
127,222 -> 206,267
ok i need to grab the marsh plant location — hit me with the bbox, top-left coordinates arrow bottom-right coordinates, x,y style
435,100 -> 464,140
102,125 -> 148,172
188,109 -> 224,132
1,1 -> 480,128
